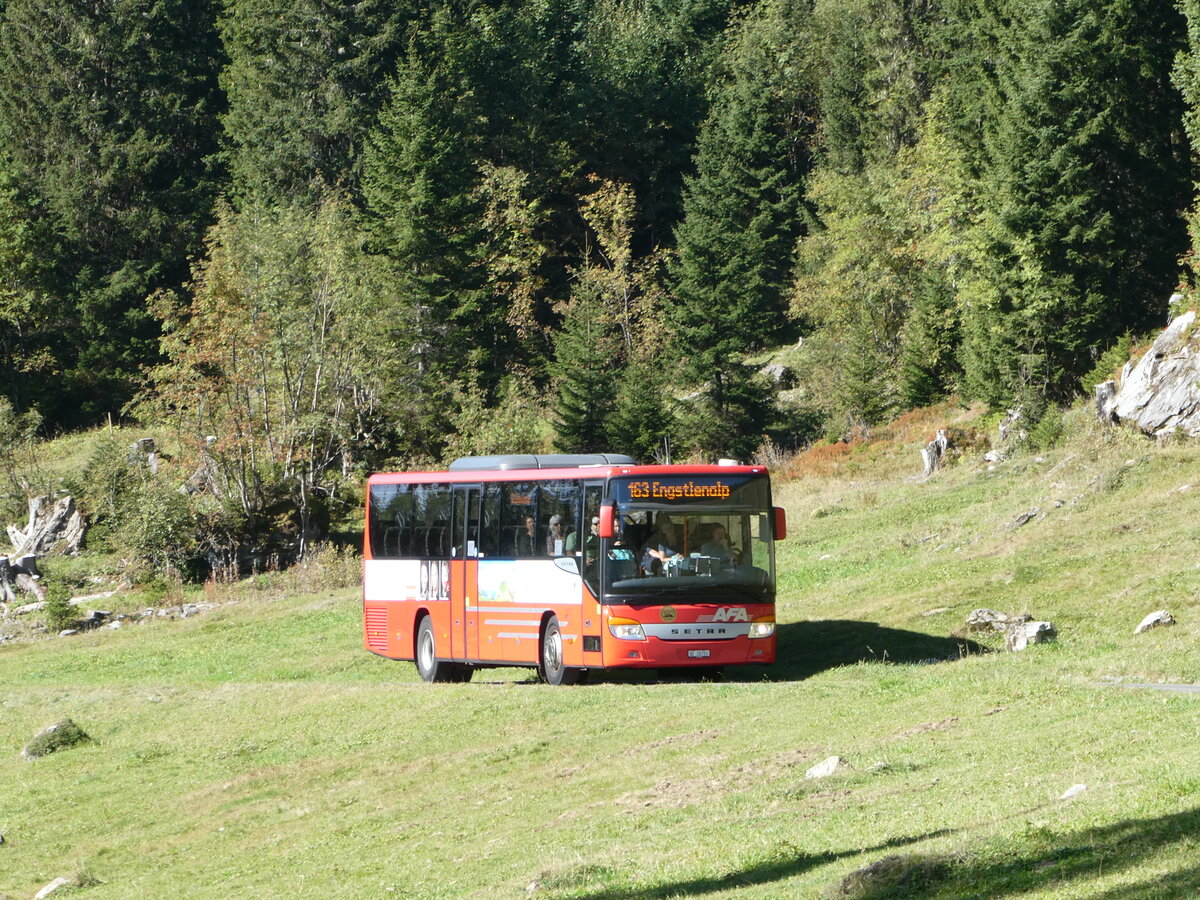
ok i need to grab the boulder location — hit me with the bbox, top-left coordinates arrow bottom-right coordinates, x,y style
965,609 -> 1029,633
34,878 -> 73,899
805,755 -> 845,779
828,854 -> 947,898
759,362 -> 796,388
1112,310 -> 1200,436
21,718 -> 91,759
1006,621 -> 1057,651
1134,610 -> 1176,634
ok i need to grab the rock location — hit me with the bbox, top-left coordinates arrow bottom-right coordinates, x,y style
1061,783 -> 1087,800
58,629 -> 78,637
33,877 -> 73,899
1006,621 -> 1057,651
964,609 -> 1029,633
758,362 -> 796,388
829,855 -> 947,897
805,755 -> 845,779
13,600 -> 46,615
1112,310 -> 1200,437
106,621 -> 123,630
21,718 -> 91,760
1134,610 -> 1176,634
68,590 -> 119,606
79,610 -> 111,629
1007,508 -> 1041,530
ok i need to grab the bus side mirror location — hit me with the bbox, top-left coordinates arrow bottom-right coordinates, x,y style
773,507 -> 787,540
598,503 -> 616,539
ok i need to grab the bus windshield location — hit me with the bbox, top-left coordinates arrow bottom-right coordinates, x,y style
605,474 -> 776,601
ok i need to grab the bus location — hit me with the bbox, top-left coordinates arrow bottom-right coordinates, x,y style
362,454 -> 786,684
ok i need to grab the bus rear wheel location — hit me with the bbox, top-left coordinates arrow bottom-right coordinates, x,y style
416,615 -> 457,683
540,616 -> 585,686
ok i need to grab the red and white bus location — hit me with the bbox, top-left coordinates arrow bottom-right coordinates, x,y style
362,454 -> 785,684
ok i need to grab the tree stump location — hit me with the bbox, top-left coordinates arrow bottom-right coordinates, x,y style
1095,380 -> 1118,424
7,495 -> 86,556
920,429 -> 950,478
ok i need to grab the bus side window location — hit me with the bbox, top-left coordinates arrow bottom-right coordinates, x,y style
479,483 -> 501,557
502,482 -> 537,557
542,479 -> 579,557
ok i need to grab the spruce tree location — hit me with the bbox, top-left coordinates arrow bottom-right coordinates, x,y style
552,293 -> 620,453
963,0 -> 1191,401
668,0 -> 818,458
219,0 -> 414,206
0,0 -> 223,423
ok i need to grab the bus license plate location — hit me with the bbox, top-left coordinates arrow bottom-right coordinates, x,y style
688,650 -> 710,658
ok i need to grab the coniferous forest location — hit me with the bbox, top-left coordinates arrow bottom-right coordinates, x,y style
1,0 -> 1199,564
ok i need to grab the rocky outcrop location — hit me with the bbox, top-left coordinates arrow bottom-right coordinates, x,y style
1111,311 -> 1200,437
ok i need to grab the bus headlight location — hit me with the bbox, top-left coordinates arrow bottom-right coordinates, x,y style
748,616 -> 775,639
608,617 -> 646,641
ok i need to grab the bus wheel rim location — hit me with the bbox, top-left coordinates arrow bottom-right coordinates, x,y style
545,628 -> 562,672
420,629 -> 433,670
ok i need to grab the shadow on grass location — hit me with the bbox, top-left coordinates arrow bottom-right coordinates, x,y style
567,829 -> 955,900
760,619 -> 986,682
581,620 -> 985,685
827,807 -> 1200,899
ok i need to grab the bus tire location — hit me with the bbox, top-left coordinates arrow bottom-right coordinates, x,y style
539,615 -> 583,686
416,615 -> 455,683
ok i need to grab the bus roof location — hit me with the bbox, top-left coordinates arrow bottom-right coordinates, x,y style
367,461 -> 769,485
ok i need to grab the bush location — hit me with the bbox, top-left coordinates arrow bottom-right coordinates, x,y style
1080,333 -> 1135,394
42,582 -> 76,631
1027,405 -> 1065,451
114,480 -> 199,576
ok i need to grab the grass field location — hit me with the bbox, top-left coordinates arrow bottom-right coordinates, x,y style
4,405 -> 1200,898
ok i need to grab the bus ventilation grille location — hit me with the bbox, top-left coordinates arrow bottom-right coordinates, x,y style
364,606 -> 389,653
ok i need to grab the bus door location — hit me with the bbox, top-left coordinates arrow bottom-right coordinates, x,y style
581,482 -> 604,668
451,484 -> 482,661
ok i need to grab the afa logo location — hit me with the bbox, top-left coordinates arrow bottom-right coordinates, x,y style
710,606 -> 750,623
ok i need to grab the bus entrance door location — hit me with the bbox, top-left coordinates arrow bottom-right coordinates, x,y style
451,485 -> 482,662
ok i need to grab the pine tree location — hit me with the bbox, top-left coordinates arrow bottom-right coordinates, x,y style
361,16 -> 491,389
607,357 -> 673,462
552,293 -> 620,453
961,0 -> 1190,402
218,0 -> 414,206
0,0 -> 223,423
671,0 -> 818,370
668,0 -> 818,458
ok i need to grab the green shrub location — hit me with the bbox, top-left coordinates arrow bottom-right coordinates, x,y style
114,480 -> 198,576
1080,333 -> 1135,394
1028,405 -> 1065,451
42,582 -> 76,631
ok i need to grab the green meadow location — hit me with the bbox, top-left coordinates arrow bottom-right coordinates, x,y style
4,408 -> 1200,898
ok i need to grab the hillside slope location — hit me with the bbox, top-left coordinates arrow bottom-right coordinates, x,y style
3,405 -> 1200,898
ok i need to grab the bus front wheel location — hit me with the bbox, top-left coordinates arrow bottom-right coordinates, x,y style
540,616 -> 585,686
416,615 -> 456,683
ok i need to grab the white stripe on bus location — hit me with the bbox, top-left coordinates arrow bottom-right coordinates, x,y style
484,618 -> 542,627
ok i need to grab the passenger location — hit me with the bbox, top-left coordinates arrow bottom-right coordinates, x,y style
700,523 -> 737,563
641,514 -> 682,574
546,514 -> 565,556
517,515 -> 538,557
